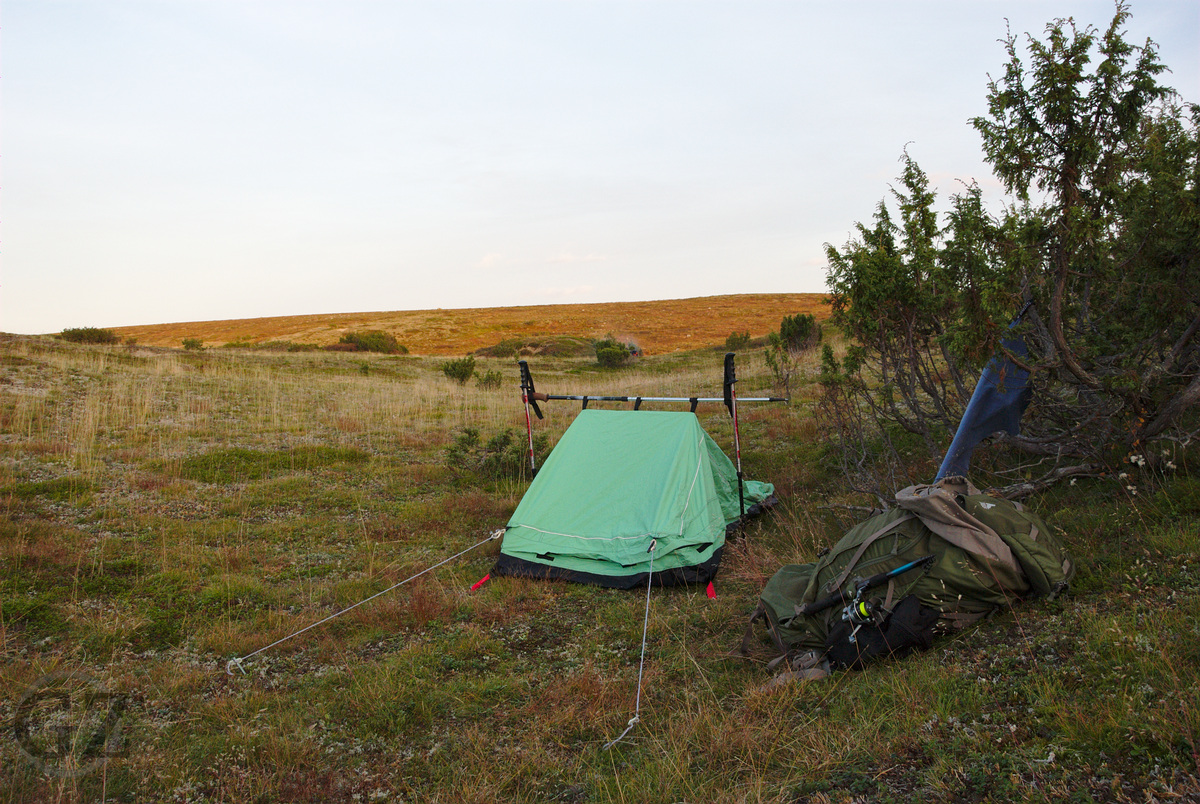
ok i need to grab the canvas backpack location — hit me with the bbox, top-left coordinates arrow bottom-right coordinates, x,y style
744,477 -> 1075,681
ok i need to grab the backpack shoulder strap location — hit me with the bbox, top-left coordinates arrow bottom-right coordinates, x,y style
824,512 -> 917,595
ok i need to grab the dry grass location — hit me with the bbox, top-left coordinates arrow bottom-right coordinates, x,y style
104,293 -> 830,355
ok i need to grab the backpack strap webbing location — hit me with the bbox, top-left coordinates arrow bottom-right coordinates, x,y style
741,601 -> 788,660
823,513 -> 917,596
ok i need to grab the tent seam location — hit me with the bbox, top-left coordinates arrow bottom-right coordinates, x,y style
508,525 -> 655,543
676,433 -> 708,537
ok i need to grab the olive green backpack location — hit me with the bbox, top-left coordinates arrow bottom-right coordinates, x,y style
745,477 -> 1075,681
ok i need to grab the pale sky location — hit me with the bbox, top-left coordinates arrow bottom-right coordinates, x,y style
3,1 -> 1197,334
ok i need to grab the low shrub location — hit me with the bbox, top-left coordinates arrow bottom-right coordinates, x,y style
442,356 -> 476,384
476,369 -> 503,390
764,314 -> 822,395
725,330 -> 753,351
338,330 -> 407,354
779,313 -> 821,351
182,338 -> 204,351
445,427 -> 548,480
594,336 -> 637,368
60,327 -> 120,345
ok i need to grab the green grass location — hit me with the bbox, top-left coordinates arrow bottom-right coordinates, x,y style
164,445 -> 371,484
0,333 -> 1197,802
2,475 -> 96,503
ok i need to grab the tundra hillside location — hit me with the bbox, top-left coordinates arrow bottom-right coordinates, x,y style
105,293 -> 827,355
1,307 -> 1197,802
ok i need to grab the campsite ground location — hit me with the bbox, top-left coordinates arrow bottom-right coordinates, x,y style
2,308 -> 1198,803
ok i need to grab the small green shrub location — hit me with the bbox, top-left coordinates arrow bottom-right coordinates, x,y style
182,337 -> 204,351
594,336 -> 637,368
445,427 -> 548,480
338,330 -> 407,354
763,314 -> 822,394
60,327 -> 120,345
725,331 -> 753,351
476,369 -> 503,390
779,313 -> 821,350
442,355 -> 476,384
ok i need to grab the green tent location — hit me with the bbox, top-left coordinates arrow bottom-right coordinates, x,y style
492,409 -> 775,589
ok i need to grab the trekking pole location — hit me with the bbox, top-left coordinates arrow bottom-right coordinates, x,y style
518,361 -> 543,475
795,555 -> 936,617
520,392 -> 787,409
723,353 -> 745,518
517,361 -> 786,414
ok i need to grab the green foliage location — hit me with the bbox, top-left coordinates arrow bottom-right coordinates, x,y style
165,445 -> 370,484
198,575 -> 270,613
725,331 -> 753,351
444,427 -> 547,481
4,476 -> 96,502
338,330 -> 407,354
822,4 -> 1200,497
763,314 -> 821,395
762,343 -> 793,395
778,314 -> 821,350
441,355 -> 476,384
475,369 -> 503,390
594,335 -> 637,368
60,327 -> 120,345
595,345 -> 630,368
181,337 -> 204,351
1,596 -> 69,639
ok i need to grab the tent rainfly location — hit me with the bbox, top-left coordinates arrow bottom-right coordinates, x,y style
492,409 -> 775,589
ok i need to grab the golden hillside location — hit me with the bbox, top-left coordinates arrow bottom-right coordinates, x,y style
111,293 -> 829,355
